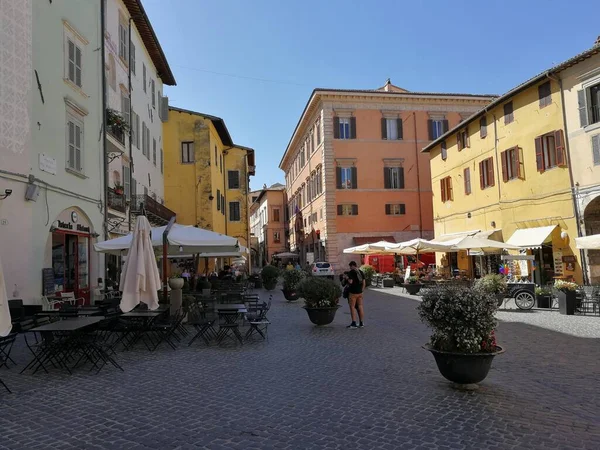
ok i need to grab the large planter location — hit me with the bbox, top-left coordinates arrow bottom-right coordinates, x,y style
403,283 -> 422,295
263,280 -> 277,291
303,306 -> 340,326
168,278 -> 184,290
282,289 -> 300,302
424,344 -> 505,387
536,294 -> 551,309
382,278 -> 395,288
557,290 -> 576,315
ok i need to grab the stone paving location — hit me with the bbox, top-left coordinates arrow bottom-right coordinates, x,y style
1,288 -> 599,449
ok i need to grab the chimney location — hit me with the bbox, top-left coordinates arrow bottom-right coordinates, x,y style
596,35 -> 600,46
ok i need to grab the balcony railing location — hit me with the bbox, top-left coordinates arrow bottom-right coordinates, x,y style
107,188 -> 126,213
130,194 -> 175,225
107,125 -> 125,145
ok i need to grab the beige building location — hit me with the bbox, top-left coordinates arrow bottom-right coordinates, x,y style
279,81 -> 494,270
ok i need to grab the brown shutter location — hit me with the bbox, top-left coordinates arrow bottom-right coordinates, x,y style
442,120 -> 449,133
399,204 -> 406,215
440,179 -> 446,202
381,118 -> 387,140
337,205 -> 343,215
351,167 -> 358,189
488,158 -> 495,186
578,90 -> 589,127
350,117 -> 357,139
501,151 -> 508,182
441,141 -> 447,160
447,178 -> 453,200
333,117 -> 340,139
555,129 -> 566,166
535,136 -> 544,172
457,133 -> 462,151
352,204 -> 358,215
479,162 -> 484,189
397,118 -> 403,139
336,166 -> 342,188
399,167 -> 405,188
385,204 -> 391,215
427,119 -> 433,140
384,167 -> 390,188
480,117 -> 487,138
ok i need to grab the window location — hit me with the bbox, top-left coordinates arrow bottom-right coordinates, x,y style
181,141 -> 194,163
428,119 -> 448,140
221,194 -> 225,215
316,167 -> 323,194
160,148 -> 163,173
504,102 -> 514,124
130,43 -> 136,75
151,79 -> 156,108
384,167 -> 404,189
337,204 -> 359,216
108,54 -> 116,90
334,117 -> 356,139
385,204 -> 406,215
272,208 -> 281,222
131,111 -> 140,148
441,141 -> 447,160
480,117 -> 487,138
228,170 -> 240,189
538,81 -> 551,108
440,177 -> 453,202
141,124 -> 150,159
118,19 -> 128,62
273,231 -> 281,243
120,92 -> 130,128
220,154 -> 223,173
123,165 -> 131,199
66,39 -> 82,87
300,146 -> 305,167
214,145 -> 217,164
66,115 -> 83,173
152,139 -> 157,166
535,130 -> 566,172
336,166 -> 357,189
457,128 -> 469,150
142,64 -> 147,93
216,189 -> 221,211
479,157 -> 495,189
592,135 -> 600,166
501,147 -> 523,181
316,118 -> 321,145
464,168 -> 471,195
382,118 -> 403,140
229,202 -> 241,221
578,83 -> 600,127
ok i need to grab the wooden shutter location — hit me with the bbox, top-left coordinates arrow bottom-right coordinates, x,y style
447,178 -> 453,200
333,117 -> 340,138
385,204 -> 391,215
399,204 -> 406,215
466,130 -> 470,147
501,151 -> 508,182
427,119 -> 433,140
555,129 -> 566,166
336,166 -> 342,189
480,117 -> 487,138
457,133 -> 462,151
440,179 -> 446,202
487,158 -> 495,186
442,120 -> 449,133
535,136 -> 544,172
216,189 -> 221,210
504,102 -> 513,123
352,204 -> 359,215
397,118 -> 403,139
337,205 -> 343,215
577,90 -> 589,128
381,118 -> 387,140
479,162 -> 485,189
441,141 -> 447,160
351,167 -> 358,189
350,117 -> 357,139
399,167 -> 405,188
592,135 -> 600,165
463,168 -> 470,194
384,167 -> 391,188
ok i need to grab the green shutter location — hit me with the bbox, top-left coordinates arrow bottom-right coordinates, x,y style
381,118 -> 387,140
578,89 -> 589,128
385,204 -> 391,215
397,118 -> 403,140
442,120 -> 449,133
333,117 -> 340,138
352,204 -> 358,215
399,204 -> 406,215
337,205 -> 343,215
399,167 -> 405,189
350,117 -> 357,139
336,167 -> 342,189
427,119 -> 433,140
351,167 -> 357,189
383,167 -> 390,188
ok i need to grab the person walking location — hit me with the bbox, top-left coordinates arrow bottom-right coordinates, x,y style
346,261 -> 365,329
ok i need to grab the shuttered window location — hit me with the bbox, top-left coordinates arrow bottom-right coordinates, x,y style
337,204 -> 359,216
534,130 -> 566,172
228,170 -> 240,189
181,141 -> 194,163
381,118 -> 403,140
538,82 -> 551,108
464,168 -> 471,195
336,166 -> 357,189
457,127 -> 469,151
333,117 -> 356,139
66,117 -> 83,173
216,189 -> 221,211
504,102 -> 514,124
123,165 -> 131,199
501,147 -> 523,181
480,117 -> 487,138
384,167 -> 404,189
385,204 -> 406,215
229,202 -> 241,221
152,139 -> 157,166
592,135 -> 600,166
440,177 -> 453,202
428,119 -> 448,140
478,157 -> 495,189
67,39 -> 82,87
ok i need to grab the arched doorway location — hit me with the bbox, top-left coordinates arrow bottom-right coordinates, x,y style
583,196 -> 600,284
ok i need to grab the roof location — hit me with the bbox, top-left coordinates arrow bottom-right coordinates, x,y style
122,0 -> 176,86
279,87 -> 496,169
255,185 -> 285,204
168,106 -> 233,146
422,43 -> 600,153
354,236 -> 396,245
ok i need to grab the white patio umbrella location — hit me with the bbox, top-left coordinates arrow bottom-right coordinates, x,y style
0,253 -> 12,337
343,241 -> 396,254
119,216 -> 162,313
451,236 -> 521,253
576,234 -> 600,250
371,238 -> 453,255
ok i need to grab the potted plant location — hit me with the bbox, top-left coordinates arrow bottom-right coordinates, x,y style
402,275 -> 422,295
475,274 -> 507,306
261,265 -> 280,291
554,280 -> 578,315
198,279 -> 212,296
535,286 -> 552,309
298,277 -> 341,326
113,183 -> 124,195
418,285 -> 504,389
281,269 -> 305,301
359,264 -> 375,287
168,271 -> 184,290
106,109 -> 130,134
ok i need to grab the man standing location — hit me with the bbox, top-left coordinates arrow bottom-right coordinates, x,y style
346,261 -> 365,329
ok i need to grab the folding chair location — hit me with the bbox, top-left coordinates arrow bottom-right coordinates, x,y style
245,298 -> 272,341
0,333 -> 17,369
0,376 -> 10,393
147,309 -> 185,350
187,303 -> 217,346
215,310 -> 244,345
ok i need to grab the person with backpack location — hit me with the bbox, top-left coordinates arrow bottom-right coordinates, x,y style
346,261 -> 365,329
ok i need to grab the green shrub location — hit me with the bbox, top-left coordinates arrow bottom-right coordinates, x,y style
282,269 -> 305,291
474,274 -> 507,295
261,265 -> 280,290
535,286 -> 552,296
408,276 -> 420,284
298,277 -> 341,308
359,265 -> 375,284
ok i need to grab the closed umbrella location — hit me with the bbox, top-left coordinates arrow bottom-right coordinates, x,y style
0,253 -> 12,337
119,216 -> 162,313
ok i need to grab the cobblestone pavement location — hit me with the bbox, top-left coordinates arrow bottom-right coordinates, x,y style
1,288 -> 599,449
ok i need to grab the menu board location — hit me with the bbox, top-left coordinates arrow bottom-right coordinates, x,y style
42,268 -> 55,295
553,251 -> 564,276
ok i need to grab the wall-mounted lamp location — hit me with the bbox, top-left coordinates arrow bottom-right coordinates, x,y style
491,221 -> 496,228
0,189 -> 12,200
560,230 -> 568,240
467,212 -> 472,219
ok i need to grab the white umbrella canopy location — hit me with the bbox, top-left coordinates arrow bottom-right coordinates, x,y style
451,236 -> 521,253
371,238 -> 453,255
343,241 -> 396,254
576,234 -> 600,250
0,253 -> 12,337
119,216 -> 162,313
95,223 -> 239,255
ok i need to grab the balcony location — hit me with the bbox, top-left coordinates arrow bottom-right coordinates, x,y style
130,194 -> 175,226
107,188 -> 126,214
107,125 -> 125,145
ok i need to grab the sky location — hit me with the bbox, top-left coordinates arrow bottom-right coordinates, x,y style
142,0 -> 600,191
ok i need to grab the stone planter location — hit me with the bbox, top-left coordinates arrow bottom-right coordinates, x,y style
557,290 -> 576,315
168,278 -> 184,290
424,344 -> 505,388
282,289 -> 300,302
382,278 -> 395,288
536,294 -> 551,309
403,283 -> 422,295
303,306 -> 340,326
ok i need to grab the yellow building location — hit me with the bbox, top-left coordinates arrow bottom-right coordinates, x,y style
422,48 -> 600,285
163,106 -> 255,268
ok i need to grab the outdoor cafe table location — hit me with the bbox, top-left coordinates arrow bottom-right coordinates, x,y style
214,304 -> 248,313
36,307 -> 104,318
118,309 -> 168,349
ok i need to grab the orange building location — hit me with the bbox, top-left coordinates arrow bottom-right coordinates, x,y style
249,184 -> 287,266
279,80 -> 495,269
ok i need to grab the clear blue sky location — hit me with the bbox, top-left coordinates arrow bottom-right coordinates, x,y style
142,0 -> 599,191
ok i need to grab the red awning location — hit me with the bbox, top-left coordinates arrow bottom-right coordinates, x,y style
353,236 -> 396,245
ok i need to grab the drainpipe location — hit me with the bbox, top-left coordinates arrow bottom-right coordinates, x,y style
413,112 -> 423,238
492,114 -> 502,200
222,149 -> 228,236
549,73 -> 588,284
100,0 -> 108,284
245,151 -> 251,266
127,18 -> 134,232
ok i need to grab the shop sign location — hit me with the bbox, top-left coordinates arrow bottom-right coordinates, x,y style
56,220 -> 90,233
553,251 -> 564,276
39,154 -> 57,175
55,209 -> 92,234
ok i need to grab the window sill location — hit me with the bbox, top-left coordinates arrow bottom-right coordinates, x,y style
65,168 -> 87,179
583,121 -> 600,133
180,161 -> 195,165
63,79 -> 89,99
119,56 -> 129,68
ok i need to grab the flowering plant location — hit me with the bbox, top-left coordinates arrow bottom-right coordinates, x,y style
554,280 -> 578,292
298,277 -> 341,308
418,286 -> 499,353
106,109 -> 130,133
475,274 -> 507,295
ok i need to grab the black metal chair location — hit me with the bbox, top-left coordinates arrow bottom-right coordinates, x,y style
147,309 -> 185,350
215,310 -> 244,345
579,286 -> 600,316
187,303 -> 217,346
245,299 -> 271,341
0,333 -> 17,369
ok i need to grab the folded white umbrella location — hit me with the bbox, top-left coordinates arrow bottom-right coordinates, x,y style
0,253 -> 12,337
119,216 -> 162,313
576,234 -> 600,250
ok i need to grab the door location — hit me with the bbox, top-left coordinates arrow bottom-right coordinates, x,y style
62,233 -> 90,304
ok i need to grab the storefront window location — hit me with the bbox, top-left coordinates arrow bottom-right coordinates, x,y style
52,233 -> 65,291
78,237 -> 89,290
51,231 -> 90,297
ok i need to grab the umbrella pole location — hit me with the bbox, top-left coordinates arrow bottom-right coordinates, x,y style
163,216 -> 176,303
